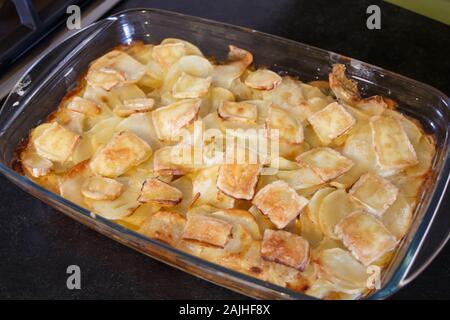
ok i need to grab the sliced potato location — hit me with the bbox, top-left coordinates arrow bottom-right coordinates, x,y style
266,105 -> 304,144
335,211 -> 398,265
81,176 -> 124,200
21,149 -> 53,178
84,177 -> 141,220
218,101 -> 258,122
86,50 -> 145,90
370,116 -> 418,173
113,98 -> 155,117
34,122 -> 80,162
138,210 -> 186,246
152,99 -> 201,141
305,187 -> 336,225
138,178 -> 183,206
192,166 -> 235,209
316,248 -> 368,288
296,147 -> 353,182
245,69 -> 282,90
318,189 -> 361,239
182,214 -> 233,247
261,229 -> 310,271
276,163 -> 324,190
381,192 -> 413,239
307,102 -> 355,144
90,131 -> 152,177
329,64 -> 360,105
152,42 -> 186,68
349,172 -> 398,216
59,160 -> 92,206
356,96 -> 386,116
66,96 -> 100,116
172,72 -> 211,98
252,180 -> 308,229
217,164 -> 261,200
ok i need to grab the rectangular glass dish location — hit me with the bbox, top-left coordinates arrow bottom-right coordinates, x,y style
0,8 -> 449,299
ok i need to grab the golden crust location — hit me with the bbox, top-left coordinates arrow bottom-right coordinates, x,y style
216,164 -> 261,200
192,166 -> 235,209
335,211 -> 398,265
252,180 -> 308,229
20,149 -> 53,178
349,172 -> 398,216
182,214 -> 233,247
261,229 -> 310,271
138,178 -> 183,206
33,122 -> 80,162
81,176 -> 124,200
67,96 -> 100,116
217,101 -> 258,122
172,72 -> 211,98
139,210 -> 186,246
113,98 -> 155,117
153,145 -> 195,176
152,42 -> 186,68
244,69 -> 282,90
307,102 -> 356,144
370,116 -> 418,172
296,147 -> 354,181
89,131 -> 152,177
266,105 -> 304,144
329,64 -> 360,105
86,50 -> 145,90
151,99 -> 201,141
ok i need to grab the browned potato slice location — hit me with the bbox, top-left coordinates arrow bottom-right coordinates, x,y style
138,178 -> 183,206
216,164 -> 261,200
192,166 -> 235,209
307,102 -> 355,144
349,172 -> 398,216
335,211 -> 398,265
152,42 -> 186,68
139,210 -> 186,246
356,95 -> 387,116
370,116 -> 418,172
315,248 -> 368,289
245,69 -> 282,90
182,214 -> 233,247
266,105 -> 304,144
113,98 -> 155,117
67,96 -> 100,116
151,99 -> 201,141
81,176 -> 124,200
261,229 -> 310,271
381,192 -> 412,240
217,101 -> 258,122
89,131 -> 152,177
86,50 -> 145,90
33,122 -> 80,162
252,180 -> 308,229
296,147 -> 353,181
172,72 -> 211,98
329,64 -> 360,105
21,149 -> 53,178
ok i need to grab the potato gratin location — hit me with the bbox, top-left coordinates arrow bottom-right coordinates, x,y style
17,39 -> 435,299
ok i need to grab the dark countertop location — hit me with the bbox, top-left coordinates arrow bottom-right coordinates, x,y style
0,0 -> 449,299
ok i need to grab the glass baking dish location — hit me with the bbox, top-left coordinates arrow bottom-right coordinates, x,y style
0,8 -> 448,300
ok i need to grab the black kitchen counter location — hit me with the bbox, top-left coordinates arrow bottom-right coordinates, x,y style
0,0 -> 449,299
